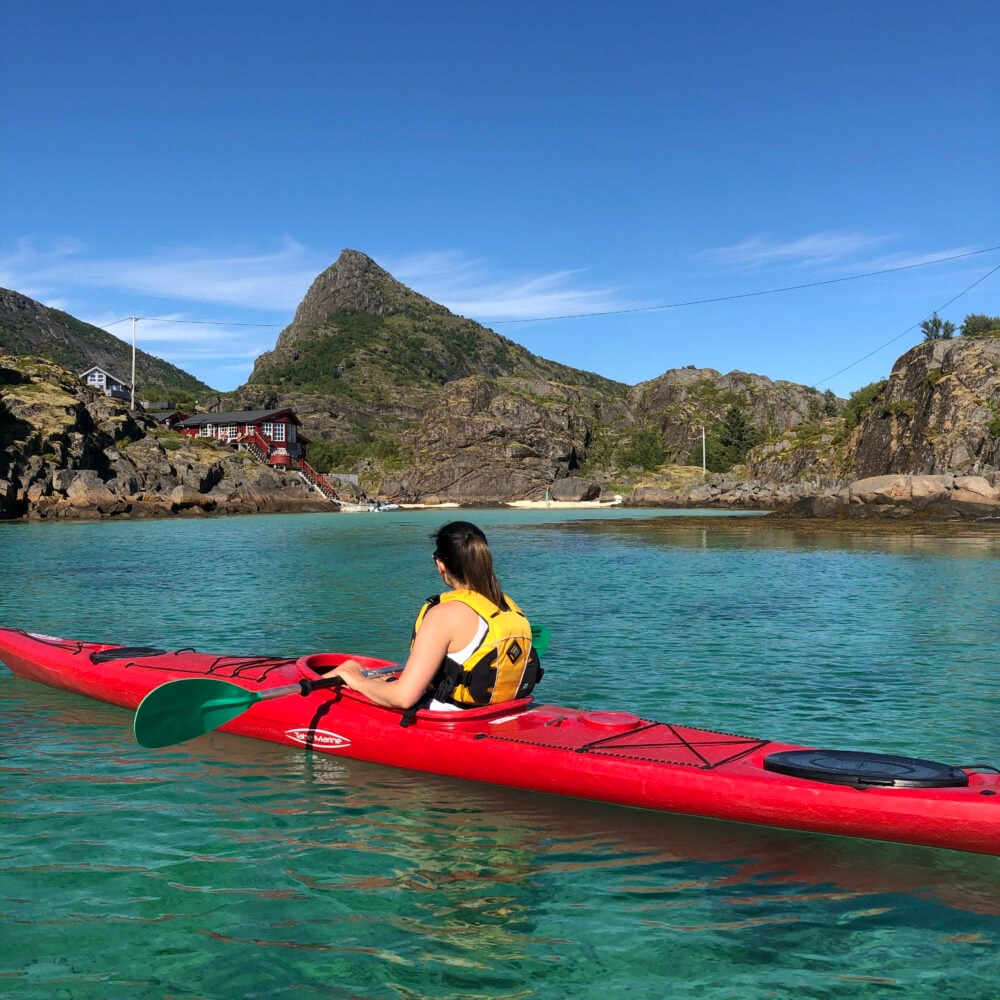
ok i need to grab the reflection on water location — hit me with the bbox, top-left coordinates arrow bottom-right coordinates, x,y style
4,691 -> 999,1000
2,510 -> 999,998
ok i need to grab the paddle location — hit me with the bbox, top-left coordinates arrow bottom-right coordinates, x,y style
531,623 -> 551,656
134,674 -> 346,748
134,624 -> 553,749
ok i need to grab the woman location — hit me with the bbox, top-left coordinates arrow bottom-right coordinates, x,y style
325,521 -> 538,712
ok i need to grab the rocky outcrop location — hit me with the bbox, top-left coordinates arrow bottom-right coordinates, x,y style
628,474 -> 823,509
743,422 -> 846,483
628,367 -> 841,462
1,354 -> 333,520
780,473 -> 1000,521
848,338 -> 1000,476
624,470 -> 1000,520
549,477 -> 601,501
376,376 -> 611,502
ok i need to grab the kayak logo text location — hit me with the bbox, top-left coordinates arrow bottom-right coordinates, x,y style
284,728 -> 351,750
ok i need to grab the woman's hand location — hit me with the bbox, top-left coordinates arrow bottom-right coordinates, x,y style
325,658 -> 367,690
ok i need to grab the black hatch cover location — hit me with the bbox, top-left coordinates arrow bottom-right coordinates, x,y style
763,748 -> 969,788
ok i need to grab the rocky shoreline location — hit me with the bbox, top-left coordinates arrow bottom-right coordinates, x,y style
623,471 -> 1000,522
3,353 -> 999,526
8,472 -> 999,526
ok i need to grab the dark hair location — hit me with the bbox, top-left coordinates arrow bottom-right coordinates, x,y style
432,521 -> 506,608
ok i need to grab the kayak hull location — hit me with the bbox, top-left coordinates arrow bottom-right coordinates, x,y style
1,627 -> 998,856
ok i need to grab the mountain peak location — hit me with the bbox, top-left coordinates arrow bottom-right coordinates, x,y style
290,248 -> 442,329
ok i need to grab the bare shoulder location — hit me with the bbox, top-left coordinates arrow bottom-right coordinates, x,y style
424,599 -> 478,628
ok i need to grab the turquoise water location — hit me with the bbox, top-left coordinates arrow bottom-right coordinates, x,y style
1,508 -> 999,999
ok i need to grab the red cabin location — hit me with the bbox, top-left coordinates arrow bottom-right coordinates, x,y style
174,408 -> 309,468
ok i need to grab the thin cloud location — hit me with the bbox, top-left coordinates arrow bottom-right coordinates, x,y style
1,237 -> 318,311
697,230 -> 899,270
3,239 -> 625,323
389,250 -> 624,320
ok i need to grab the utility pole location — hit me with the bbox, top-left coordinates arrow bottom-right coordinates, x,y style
130,315 -> 136,409
701,425 -> 706,476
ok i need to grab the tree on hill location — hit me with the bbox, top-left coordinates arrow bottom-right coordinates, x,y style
920,312 -> 955,341
620,427 -> 666,471
699,404 -> 762,472
960,313 -> 1000,338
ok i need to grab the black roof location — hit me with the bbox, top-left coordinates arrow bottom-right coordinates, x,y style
176,408 -> 298,428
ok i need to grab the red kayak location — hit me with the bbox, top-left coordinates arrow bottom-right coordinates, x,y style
1,626 -> 998,856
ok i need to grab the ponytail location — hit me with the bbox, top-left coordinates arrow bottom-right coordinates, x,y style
432,521 -> 507,609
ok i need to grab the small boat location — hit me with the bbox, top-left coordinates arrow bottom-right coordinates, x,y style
336,501 -> 401,512
506,491 -> 623,509
0,626 -> 997,856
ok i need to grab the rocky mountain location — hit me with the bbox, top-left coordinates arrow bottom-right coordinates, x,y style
1,353 -> 331,519
0,289 -> 214,401
233,250 -> 628,462
250,249 -> 623,397
232,249 -> 842,501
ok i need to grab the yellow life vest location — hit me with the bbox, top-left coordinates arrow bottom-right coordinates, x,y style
412,589 -> 541,707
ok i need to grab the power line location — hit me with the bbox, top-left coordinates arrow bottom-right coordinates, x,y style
812,261 -> 1000,389
103,315 -> 281,329
96,244 -> 997,395
101,245 -> 999,334
480,244 -> 1000,325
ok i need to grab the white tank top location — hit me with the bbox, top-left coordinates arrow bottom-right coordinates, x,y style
427,618 -> 489,712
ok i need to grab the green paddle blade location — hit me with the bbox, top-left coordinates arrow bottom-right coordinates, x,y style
531,624 -> 551,656
134,678 -> 265,748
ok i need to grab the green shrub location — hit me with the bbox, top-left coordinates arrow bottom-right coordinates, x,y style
987,402 -> 1000,440
620,427 -> 665,471
960,313 -> 1000,338
841,380 -> 887,434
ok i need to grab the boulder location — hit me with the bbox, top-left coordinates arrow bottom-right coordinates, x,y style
65,471 -> 118,507
549,477 -> 600,501
169,485 -> 216,511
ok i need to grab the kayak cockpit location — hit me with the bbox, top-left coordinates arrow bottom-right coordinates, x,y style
295,651 -> 537,726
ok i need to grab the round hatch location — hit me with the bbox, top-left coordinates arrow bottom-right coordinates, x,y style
582,711 -> 642,731
763,749 -> 969,788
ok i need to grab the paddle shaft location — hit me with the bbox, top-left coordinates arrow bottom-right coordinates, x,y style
257,675 -> 342,702
257,665 -> 400,702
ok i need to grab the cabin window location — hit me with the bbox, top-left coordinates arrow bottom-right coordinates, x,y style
286,424 -> 296,443
262,422 -> 273,439
199,424 -> 213,437
224,424 -> 238,439
87,371 -> 106,388
272,422 -> 286,442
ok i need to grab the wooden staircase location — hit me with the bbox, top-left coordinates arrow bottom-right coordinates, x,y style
297,460 -> 341,503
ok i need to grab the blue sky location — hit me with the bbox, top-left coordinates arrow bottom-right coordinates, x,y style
3,0 -> 997,398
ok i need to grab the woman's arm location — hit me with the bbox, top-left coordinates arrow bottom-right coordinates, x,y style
326,603 -> 463,709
